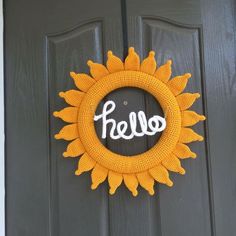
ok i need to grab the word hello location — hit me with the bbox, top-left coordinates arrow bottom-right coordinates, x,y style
94,100 -> 166,140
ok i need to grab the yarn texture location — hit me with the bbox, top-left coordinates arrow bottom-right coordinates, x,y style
54,47 -> 206,196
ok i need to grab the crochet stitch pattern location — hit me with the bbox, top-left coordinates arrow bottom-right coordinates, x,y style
54,47 -> 206,196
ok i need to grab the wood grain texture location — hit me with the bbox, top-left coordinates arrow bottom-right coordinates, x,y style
201,0 -> 236,234
125,2 -> 212,235
5,0 -> 123,235
4,0 -> 236,235
47,21 -> 109,236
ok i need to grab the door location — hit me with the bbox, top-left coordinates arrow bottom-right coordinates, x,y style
5,0 -> 236,235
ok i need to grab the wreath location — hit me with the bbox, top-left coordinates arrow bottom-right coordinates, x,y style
54,47 -> 205,196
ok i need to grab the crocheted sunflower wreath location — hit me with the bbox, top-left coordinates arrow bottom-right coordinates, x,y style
54,47 -> 205,196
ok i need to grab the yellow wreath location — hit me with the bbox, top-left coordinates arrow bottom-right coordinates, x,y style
54,47 -> 205,196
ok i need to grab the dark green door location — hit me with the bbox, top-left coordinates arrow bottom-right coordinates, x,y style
5,0 -> 236,235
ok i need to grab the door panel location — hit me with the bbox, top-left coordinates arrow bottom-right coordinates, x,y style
5,0 -> 123,235
48,21 -> 109,236
125,0 -> 236,235
121,11 -> 211,236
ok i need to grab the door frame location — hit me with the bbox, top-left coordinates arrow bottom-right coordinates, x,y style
0,0 -> 4,235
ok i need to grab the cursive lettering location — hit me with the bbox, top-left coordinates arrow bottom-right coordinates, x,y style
94,100 -> 166,140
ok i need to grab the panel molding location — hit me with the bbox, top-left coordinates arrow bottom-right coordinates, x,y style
45,19 -> 108,236
136,15 -> 214,236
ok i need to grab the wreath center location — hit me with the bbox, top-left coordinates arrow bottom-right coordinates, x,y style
94,100 -> 166,140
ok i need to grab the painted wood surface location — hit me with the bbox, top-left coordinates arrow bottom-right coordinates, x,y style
4,0 -> 236,235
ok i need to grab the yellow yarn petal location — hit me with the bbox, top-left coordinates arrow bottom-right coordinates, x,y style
149,165 -> 173,187
108,171 -> 123,195
140,51 -> 156,75
167,73 -> 191,96
154,60 -> 172,83
63,138 -> 85,158
70,72 -> 95,92
59,90 -> 84,107
124,47 -> 140,71
173,143 -> 196,159
182,110 -> 206,127
162,154 -> 186,175
87,60 -> 109,80
54,123 -> 78,141
75,153 -> 96,175
179,128 -> 204,143
106,51 -> 124,73
136,171 -> 155,195
91,164 -> 108,190
123,174 -> 138,196
176,93 -> 200,110
53,107 -> 78,123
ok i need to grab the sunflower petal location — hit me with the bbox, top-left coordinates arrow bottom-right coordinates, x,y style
75,153 -> 95,175
123,174 -> 138,196
87,60 -> 109,80
106,51 -> 124,73
177,93 -> 200,110
140,51 -> 156,75
70,72 -> 95,92
63,138 -> 85,158
149,165 -> 173,187
108,171 -> 123,195
91,164 -> 108,190
179,128 -> 204,143
54,123 -> 78,141
182,110 -> 206,127
173,143 -> 197,159
136,171 -> 155,195
53,107 -> 78,123
59,90 -> 84,107
167,73 -> 191,96
154,60 -> 172,83
162,154 -> 186,175
125,47 -> 140,71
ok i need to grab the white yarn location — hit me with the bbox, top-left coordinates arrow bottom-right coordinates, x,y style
94,100 -> 166,140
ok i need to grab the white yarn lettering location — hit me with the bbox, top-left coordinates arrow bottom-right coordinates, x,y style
94,100 -> 166,140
